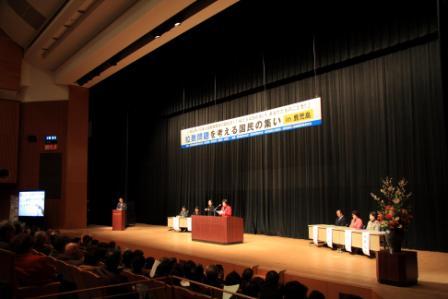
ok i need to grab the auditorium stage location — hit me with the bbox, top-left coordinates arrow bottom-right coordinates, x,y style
62,224 -> 448,299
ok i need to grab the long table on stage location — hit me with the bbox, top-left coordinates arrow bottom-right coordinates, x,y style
308,224 -> 385,252
192,216 -> 244,244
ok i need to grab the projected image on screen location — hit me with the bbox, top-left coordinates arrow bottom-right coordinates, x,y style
18,191 -> 45,217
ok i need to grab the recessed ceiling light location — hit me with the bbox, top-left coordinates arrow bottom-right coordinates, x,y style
174,22 -> 181,27
155,35 -> 161,39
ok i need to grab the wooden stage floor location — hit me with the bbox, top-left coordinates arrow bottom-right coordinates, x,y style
62,224 -> 448,299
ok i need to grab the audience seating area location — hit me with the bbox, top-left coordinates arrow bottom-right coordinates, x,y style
0,220 -> 355,299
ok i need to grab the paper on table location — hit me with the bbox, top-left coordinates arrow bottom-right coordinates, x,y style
326,227 -> 333,248
173,216 -> 180,231
187,217 -> 192,231
362,231 -> 370,256
344,229 -> 352,252
313,225 -> 319,245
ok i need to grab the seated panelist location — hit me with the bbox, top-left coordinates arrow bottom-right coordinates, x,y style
179,206 -> 189,217
349,210 -> 363,229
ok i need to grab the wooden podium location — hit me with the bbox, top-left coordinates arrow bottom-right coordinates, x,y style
112,210 -> 126,230
191,216 -> 244,244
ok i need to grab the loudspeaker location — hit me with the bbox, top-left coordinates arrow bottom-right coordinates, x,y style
39,153 -> 62,199
27,135 -> 37,143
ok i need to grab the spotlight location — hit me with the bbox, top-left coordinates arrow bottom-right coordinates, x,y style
174,22 -> 181,27
155,35 -> 161,39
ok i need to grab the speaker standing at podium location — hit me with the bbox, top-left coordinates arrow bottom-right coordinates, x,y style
116,197 -> 127,211
217,199 -> 232,217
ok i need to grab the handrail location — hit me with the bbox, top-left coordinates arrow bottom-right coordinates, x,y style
30,278 -> 166,298
30,275 -> 256,299
170,275 -> 256,299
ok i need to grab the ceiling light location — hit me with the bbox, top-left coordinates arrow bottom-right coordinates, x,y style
174,22 -> 181,27
155,35 -> 161,39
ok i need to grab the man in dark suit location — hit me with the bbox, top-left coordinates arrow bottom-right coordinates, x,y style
335,209 -> 347,226
204,199 -> 215,216
116,197 -> 127,211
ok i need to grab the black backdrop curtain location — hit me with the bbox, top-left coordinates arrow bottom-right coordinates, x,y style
127,40 -> 447,251
89,1 -> 448,251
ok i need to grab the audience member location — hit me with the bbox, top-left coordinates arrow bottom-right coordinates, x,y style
309,290 -> 325,299
204,264 -> 223,288
33,231 -> 53,255
122,249 -> 134,269
260,270 -> 282,299
283,280 -> 308,299
10,233 -> 56,286
131,254 -> 146,275
80,246 -> 104,272
225,270 -> 241,286
0,220 -> 15,249
63,242 -> 84,265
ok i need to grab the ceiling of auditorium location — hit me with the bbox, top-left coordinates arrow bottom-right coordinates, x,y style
0,0 -> 239,88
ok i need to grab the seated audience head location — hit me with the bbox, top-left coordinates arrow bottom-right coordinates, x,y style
193,264 -> 205,282
10,233 -> 34,254
144,256 -> 155,269
65,242 -> 83,260
133,249 -> 144,257
242,268 -> 254,281
33,231 -> 49,247
131,254 -> 146,274
105,249 -> 122,273
369,211 -> 377,221
309,290 -> 325,299
264,270 -> 280,287
283,280 -> 308,299
53,235 -> 69,254
225,270 -> 241,286
12,221 -> 24,234
242,281 -> 259,297
122,249 -> 134,268
84,247 -> 103,266
0,221 -> 15,243
216,264 -> 224,280
205,264 -> 219,281
81,234 -> 93,247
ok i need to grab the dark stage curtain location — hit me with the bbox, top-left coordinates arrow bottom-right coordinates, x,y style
129,40 -> 448,251
90,1 -> 448,251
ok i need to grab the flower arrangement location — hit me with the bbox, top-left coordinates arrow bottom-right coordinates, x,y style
370,177 -> 413,231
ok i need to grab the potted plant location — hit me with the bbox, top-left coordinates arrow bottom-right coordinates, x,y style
370,177 -> 413,253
